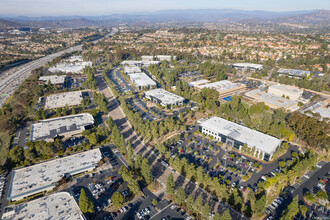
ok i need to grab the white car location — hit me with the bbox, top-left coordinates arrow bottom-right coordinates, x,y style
171,204 -> 177,209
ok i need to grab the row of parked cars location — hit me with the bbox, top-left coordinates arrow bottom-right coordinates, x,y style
265,196 -> 285,217
136,207 -> 150,219
0,175 -> 6,198
88,182 -> 106,198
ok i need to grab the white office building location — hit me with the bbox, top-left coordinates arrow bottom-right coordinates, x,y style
144,88 -> 185,107
30,113 -> 94,142
129,73 -> 156,90
42,91 -> 86,109
268,84 -> 303,101
232,63 -> 264,71
7,149 -> 102,201
2,192 -> 85,220
200,117 -> 282,161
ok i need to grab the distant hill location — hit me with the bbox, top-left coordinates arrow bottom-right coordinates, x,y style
1,9 -> 329,28
18,18 -> 97,28
0,18 -> 22,30
270,10 -> 330,24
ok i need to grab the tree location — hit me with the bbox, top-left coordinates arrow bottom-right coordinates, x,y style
255,195 -> 266,216
134,154 -> 143,172
280,196 -> 299,220
9,146 -> 23,163
175,187 -> 186,206
152,199 -> 158,207
202,203 -> 211,217
194,196 -> 203,212
299,205 -> 308,217
127,141 -> 134,167
220,210 -> 232,220
111,191 -> 125,208
141,158 -> 153,185
166,173 -> 175,195
279,160 -> 286,168
214,213 -> 221,220
87,132 -> 99,145
79,188 -> 94,213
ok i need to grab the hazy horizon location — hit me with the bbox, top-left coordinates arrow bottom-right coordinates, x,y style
0,0 -> 329,17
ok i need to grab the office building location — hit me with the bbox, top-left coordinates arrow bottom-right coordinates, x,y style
30,113 -> 94,142
129,73 -> 156,90
268,84 -> 303,101
145,88 -> 185,107
42,91 -> 86,109
232,63 -> 263,71
245,89 -> 299,111
7,149 -> 102,201
2,192 -> 85,220
200,117 -> 281,161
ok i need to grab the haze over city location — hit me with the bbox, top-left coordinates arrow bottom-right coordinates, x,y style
0,0 -> 329,16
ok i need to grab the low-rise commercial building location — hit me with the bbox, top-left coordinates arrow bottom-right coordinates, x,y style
39,75 -> 66,88
268,84 -> 303,101
200,117 -> 282,161
195,80 -> 247,98
142,55 -> 177,62
232,63 -> 263,71
124,66 -> 141,74
277,68 -> 312,78
145,88 -> 185,107
188,79 -> 211,88
2,192 -> 85,220
42,91 -> 87,109
245,89 -> 299,111
7,149 -> 102,201
129,73 -> 156,90
30,113 -> 94,142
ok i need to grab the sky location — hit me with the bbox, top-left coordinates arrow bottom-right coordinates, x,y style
0,0 -> 329,17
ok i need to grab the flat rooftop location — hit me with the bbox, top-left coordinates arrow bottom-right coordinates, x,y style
201,117 -> 281,155
268,84 -> 303,95
277,68 -> 311,77
7,149 -> 102,201
188,79 -> 210,87
246,89 -> 298,109
196,80 -> 243,92
145,88 -> 185,105
2,192 -> 84,220
39,75 -> 66,85
124,66 -> 141,74
30,113 -> 94,142
43,91 -> 84,109
129,73 -> 156,87
49,62 -> 92,73
233,63 -> 263,70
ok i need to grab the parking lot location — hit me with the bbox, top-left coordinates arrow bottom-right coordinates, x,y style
126,96 -> 198,122
108,68 -> 135,93
0,172 -> 11,220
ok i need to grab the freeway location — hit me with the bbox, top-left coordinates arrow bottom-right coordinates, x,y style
0,28 -> 118,108
96,69 -> 247,219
